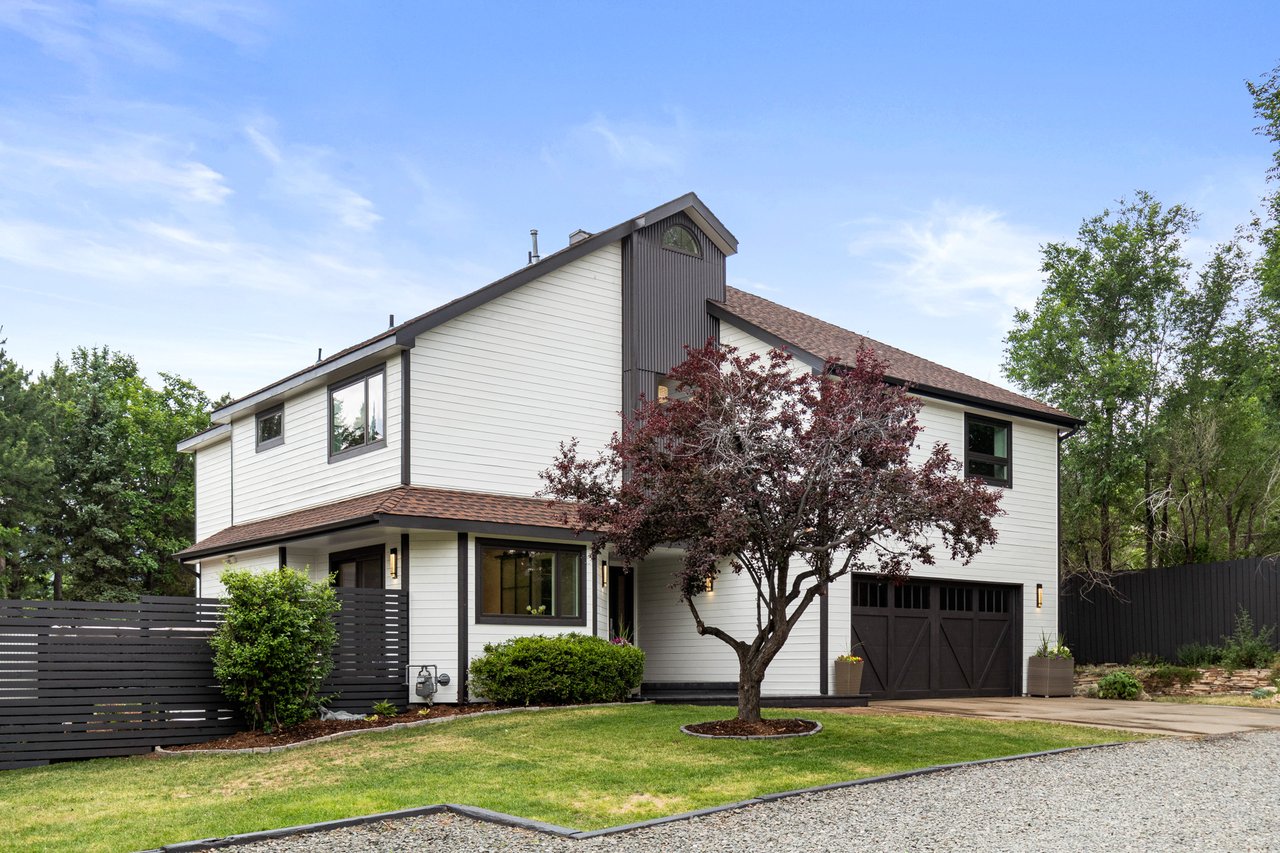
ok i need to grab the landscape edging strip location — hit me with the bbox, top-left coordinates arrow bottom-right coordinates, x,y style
143,738 -> 1136,851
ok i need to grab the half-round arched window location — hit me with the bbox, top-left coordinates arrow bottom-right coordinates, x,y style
661,225 -> 701,257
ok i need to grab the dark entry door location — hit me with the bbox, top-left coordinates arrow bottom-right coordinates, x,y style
608,565 -> 634,643
330,546 -> 384,589
851,577 -> 1018,699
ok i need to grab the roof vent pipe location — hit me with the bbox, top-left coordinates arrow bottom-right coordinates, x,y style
316,348 -> 323,363
389,314 -> 395,328
527,229 -> 540,265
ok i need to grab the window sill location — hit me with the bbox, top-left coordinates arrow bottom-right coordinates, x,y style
328,438 -> 389,464
476,614 -> 587,627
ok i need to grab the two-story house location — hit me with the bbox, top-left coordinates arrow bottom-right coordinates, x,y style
176,193 -> 1080,704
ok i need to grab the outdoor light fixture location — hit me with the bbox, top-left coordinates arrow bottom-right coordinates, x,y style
389,547 -> 398,580
600,558 -> 608,588
1036,583 -> 1043,609
705,576 -> 714,593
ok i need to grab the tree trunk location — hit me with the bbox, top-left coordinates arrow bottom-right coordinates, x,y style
1099,500 -> 1113,576
737,671 -> 763,723
53,567 -> 63,601
0,553 -> 7,599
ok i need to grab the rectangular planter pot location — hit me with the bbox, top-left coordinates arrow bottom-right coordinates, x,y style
834,659 -> 864,696
1026,656 -> 1074,697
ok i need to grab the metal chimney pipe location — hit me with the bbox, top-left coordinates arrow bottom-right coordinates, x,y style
528,229 -> 540,264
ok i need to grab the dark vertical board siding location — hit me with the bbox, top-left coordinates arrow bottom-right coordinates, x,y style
1060,558 -> 1280,664
622,212 -> 726,419
0,591 -> 409,769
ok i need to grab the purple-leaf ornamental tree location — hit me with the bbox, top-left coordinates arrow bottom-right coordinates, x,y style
541,342 -> 1003,723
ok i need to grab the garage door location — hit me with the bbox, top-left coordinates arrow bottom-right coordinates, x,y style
850,577 -> 1019,700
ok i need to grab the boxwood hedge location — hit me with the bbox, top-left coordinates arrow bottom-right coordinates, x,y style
469,633 -> 645,705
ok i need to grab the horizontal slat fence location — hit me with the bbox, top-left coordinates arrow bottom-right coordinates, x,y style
0,589 -> 409,770
324,588 -> 410,712
1060,558 -> 1280,665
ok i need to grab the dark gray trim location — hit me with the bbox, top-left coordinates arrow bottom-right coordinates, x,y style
400,532 -> 411,590
400,350 -> 411,486
474,537 -> 588,627
707,301 -> 1084,428
457,532 -> 468,703
177,515 -> 589,563
150,741 -> 1129,850
175,423 -> 230,453
177,518 -> 382,561
819,589 -> 829,695
376,514 -> 593,541
391,193 -> 736,351
964,412 -> 1013,488
195,194 -> 735,432
278,547 -> 287,569
254,405 -> 284,452
327,365 -> 389,464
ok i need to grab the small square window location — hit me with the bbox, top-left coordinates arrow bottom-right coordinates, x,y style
328,368 -> 386,460
965,413 -> 1012,487
255,406 -> 284,451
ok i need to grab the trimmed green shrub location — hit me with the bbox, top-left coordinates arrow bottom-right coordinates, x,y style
1175,641 -> 1224,667
1142,664 -> 1199,692
1096,670 -> 1142,700
469,633 -> 645,705
209,567 -> 340,731
1220,609 -> 1276,671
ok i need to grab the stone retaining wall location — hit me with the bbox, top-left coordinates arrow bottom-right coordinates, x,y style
1074,665 -> 1275,697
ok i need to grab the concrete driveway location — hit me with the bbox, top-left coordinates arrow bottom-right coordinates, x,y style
867,696 -> 1280,736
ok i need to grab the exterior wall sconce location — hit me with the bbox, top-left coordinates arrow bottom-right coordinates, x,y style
223,555 -> 237,566
600,558 -> 608,588
1035,583 -> 1043,609
704,576 -> 714,593
389,547 -> 398,580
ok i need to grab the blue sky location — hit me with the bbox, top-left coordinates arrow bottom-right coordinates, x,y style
1,1 -> 1277,400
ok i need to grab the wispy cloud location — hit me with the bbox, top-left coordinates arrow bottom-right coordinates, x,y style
0,0 -> 271,72
551,112 -> 691,174
245,121 -> 383,231
848,203 -> 1049,319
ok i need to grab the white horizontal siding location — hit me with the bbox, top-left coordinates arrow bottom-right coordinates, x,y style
636,555 -> 828,696
408,531 -> 460,704
409,244 -> 622,496
232,355 -> 402,524
194,439 -> 232,542
198,548 -> 279,599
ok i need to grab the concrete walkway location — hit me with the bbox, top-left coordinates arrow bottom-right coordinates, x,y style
865,696 -> 1280,736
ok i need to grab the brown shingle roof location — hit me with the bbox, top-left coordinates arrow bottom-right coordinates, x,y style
715,287 -> 1079,425
176,486 -> 583,560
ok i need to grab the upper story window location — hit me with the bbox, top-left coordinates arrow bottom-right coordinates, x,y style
965,413 -> 1012,487
329,367 -> 386,460
255,405 -> 284,452
661,224 -> 701,257
477,539 -> 585,626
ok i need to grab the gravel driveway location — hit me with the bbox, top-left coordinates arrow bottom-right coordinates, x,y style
233,731 -> 1280,853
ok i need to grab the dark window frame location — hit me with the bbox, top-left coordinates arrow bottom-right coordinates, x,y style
327,366 -> 388,463
474,537 -> 587,626
964,412 -> 1013,488
255,405 -> 284,452
660,224 -> 702,258
328,544 -> 385,589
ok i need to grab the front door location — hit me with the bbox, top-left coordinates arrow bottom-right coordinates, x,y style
608,564 -> 635,643
330,546 -> 384,589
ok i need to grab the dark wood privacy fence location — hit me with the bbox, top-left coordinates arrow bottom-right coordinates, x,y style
1060,558 -> 1280,665
0,589 -> 409,770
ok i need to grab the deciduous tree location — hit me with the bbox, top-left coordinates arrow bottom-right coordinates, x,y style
542,343 -> 1001,723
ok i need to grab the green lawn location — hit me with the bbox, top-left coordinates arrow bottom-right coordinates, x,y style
0,705 -> 1146,853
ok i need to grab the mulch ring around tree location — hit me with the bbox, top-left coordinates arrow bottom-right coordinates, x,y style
681,717 -> 822,739
166,704 -> 504,751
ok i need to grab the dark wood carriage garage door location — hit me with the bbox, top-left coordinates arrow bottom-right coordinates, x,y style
851,577 -> 1020,699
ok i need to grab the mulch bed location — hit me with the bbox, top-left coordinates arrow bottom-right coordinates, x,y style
684,717 -> 819,737
168,704 -> 503,751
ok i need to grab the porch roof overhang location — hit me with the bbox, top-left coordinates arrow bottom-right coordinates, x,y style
175,486 -> 592,561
